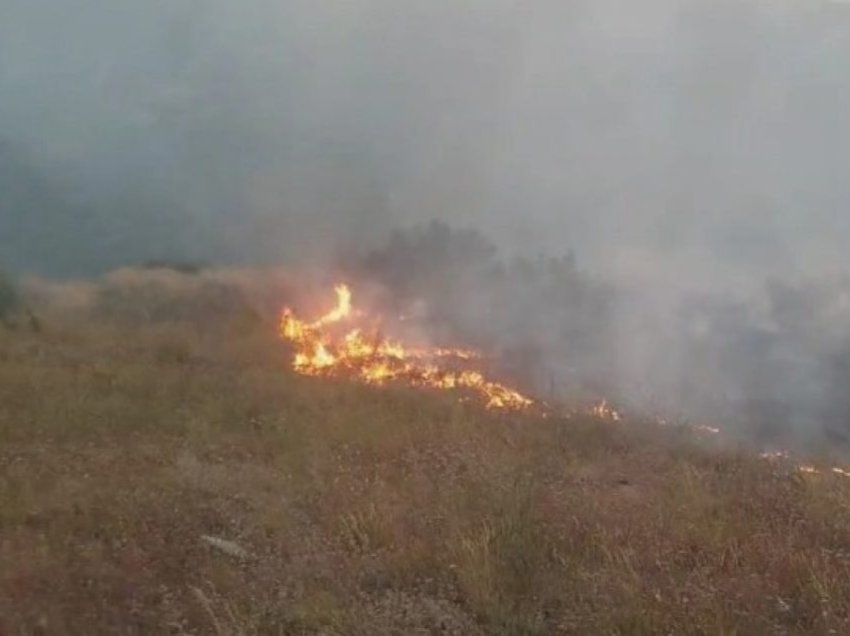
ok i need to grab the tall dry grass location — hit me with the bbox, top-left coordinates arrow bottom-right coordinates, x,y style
2,273 -> 850,634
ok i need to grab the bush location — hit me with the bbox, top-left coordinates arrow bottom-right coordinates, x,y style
140,259 -> 206,275
0,270 -> 19,321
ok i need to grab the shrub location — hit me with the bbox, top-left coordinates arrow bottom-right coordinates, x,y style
140,259 -> 206,275
0,270 -> 19,321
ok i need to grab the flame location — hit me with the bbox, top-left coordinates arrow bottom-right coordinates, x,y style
280,284 -> 533,410
280,286 -> 850,478
759,450 -> 850,480
590,400 -> 622,422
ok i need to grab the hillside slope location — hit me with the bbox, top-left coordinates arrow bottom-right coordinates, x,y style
2,313 -> 850,634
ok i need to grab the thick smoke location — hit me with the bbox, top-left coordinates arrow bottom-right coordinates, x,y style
3,0 -> 850,277
3,1 -> 850,446
354,222 -> 850,451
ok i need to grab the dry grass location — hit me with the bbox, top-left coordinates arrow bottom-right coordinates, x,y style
3,285 -> 850,634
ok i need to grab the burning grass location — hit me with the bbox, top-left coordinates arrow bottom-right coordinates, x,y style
280,284 -> 534,411
4,279 -> 850,633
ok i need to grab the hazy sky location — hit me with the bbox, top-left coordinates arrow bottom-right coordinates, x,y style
2,0 -> 850,283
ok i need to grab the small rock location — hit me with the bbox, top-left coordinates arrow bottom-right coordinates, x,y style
200,535 -> 249,559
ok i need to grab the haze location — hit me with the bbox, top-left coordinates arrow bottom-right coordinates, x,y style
2,0 -> 848,282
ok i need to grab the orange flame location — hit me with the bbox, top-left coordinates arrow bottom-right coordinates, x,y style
280,286 -> 850,480
280,284 -> 533,410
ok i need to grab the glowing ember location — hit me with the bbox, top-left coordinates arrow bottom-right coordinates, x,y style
280,284 -> 534,410
589,400 -> 622,422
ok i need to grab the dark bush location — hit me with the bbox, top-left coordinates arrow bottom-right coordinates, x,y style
0,270 -> 19,321
140,260 -> 206,275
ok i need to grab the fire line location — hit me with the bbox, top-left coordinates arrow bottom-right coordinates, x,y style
280,284 -> 534,411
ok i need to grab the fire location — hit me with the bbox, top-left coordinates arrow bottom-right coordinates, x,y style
279,285 -> 850,479
590,400 -> 622,422
280,284 -> 534,410
759,450 -> 850,480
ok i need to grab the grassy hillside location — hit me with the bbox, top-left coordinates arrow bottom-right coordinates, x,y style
3,291 -> 850,634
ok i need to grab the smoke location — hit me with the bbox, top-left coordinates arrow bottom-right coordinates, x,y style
3,0 -> 850,446
354,223 -> 850,450
3,0 -> 847,274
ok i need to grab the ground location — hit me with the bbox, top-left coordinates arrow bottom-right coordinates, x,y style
3,312 -> 850,635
